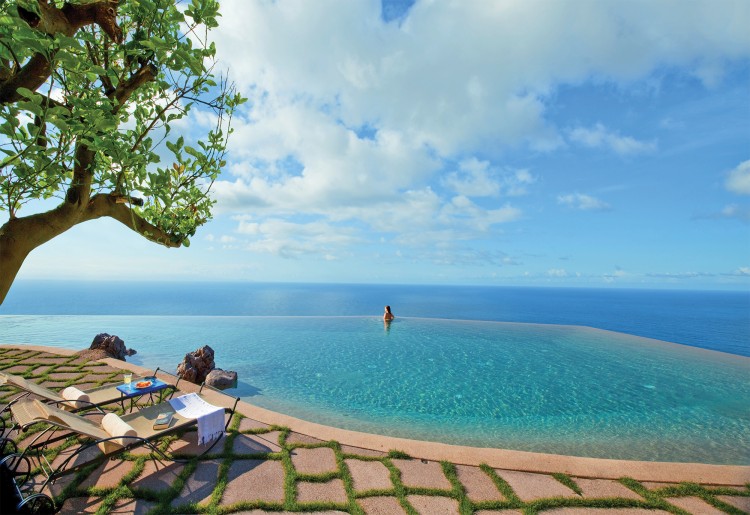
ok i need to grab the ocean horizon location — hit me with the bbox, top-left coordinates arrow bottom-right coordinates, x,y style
1,280 -> 748,357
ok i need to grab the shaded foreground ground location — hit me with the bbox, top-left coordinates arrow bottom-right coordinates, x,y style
1,345 -> 749,515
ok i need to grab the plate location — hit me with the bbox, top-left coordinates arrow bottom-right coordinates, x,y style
135,380 -> 152,389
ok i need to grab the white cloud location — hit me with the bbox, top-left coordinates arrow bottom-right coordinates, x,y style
567,123 -> 656,155
547,268 -> 568,277
442,159 -> 502,197
659,117 -> 684,130
203,0 -> 748,263
440,196 -> 522,231
441,159 -> 536,198
507,169 -> 536,196
726,160 -> 750,195
214,0 -> 748,158
235,217 -> 360,259
720,204 -> 750,223
558,193 -> 611,211
602,268 -> 628,283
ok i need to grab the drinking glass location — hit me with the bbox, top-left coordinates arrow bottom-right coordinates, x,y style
124,373 -> 132,389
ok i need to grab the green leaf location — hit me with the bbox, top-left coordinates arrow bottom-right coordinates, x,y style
48,118 -> 69,132
17,100 -> 43,117
15,87 -> 37,100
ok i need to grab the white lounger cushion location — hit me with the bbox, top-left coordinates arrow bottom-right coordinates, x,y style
61,386 -> 91,410
101,413 -> 138,447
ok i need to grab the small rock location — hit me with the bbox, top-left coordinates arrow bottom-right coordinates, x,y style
74,349 -> 111,361
205,368 -> 238,390
88,333 -> 136,361
176,345 -> 216,385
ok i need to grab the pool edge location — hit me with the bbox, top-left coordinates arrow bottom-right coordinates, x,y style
74,346 -> 746,486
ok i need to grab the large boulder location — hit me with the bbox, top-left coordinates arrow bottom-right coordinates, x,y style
176,345 -> 216,385
205,369 -> 238,390
88,333 -> 136,361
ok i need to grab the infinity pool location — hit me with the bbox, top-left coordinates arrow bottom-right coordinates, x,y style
2,315 -> 749,464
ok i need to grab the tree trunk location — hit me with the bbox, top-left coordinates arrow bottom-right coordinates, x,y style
0,223 -> 29,305
0,204 -> 84,304
0,192 -> 182,304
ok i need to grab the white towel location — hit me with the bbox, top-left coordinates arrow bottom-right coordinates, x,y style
61,386 -> 91,410
101,413 -> 137,447
168,393 -> 224,445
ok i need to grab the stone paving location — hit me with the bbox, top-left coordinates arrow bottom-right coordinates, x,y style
1,347 -> 749,515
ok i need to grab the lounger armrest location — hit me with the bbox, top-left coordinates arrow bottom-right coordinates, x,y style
49,398 -> 99,411
225,396 -> 240,430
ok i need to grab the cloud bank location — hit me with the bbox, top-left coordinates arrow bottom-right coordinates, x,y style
202,0 -> 749,263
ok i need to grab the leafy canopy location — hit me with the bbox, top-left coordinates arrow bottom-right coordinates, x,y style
0,0 -> 244,246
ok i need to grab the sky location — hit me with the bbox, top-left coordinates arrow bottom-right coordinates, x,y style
13,0 -> 750,290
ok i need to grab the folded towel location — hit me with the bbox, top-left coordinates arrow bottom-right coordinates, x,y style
169,393 -> 224,445
61,386 -> 91,410
101,413 -> 137,447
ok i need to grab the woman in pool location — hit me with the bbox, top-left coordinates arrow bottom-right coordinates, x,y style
383,305 -> 395,321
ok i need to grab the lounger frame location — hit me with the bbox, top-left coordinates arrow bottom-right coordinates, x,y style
0,367 -> 176,416
1,378 -> 239,514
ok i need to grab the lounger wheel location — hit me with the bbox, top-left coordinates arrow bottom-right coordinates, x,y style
0,436 -> 18,456
0,452 -> 32,484
17,493 -> 55,514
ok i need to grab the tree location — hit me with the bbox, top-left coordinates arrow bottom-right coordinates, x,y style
0,0 -> 243,304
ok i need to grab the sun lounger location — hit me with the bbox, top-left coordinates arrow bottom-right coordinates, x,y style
0,368 -> 176,413
1,388 -> 239,514
0,369 -> 177,448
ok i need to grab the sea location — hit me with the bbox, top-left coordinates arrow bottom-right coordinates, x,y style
2,281 -> 749,463
1,281 -> 748,357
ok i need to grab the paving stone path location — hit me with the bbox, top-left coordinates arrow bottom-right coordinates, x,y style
1,347 -> 749,514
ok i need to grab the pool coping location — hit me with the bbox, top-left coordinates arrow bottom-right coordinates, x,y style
6,344 -> 750,486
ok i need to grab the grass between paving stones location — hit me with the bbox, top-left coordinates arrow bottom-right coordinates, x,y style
646,482 -> 750,515
79,456 -> 148,513
552,472 -> 582,495
331,442 -> 366,515
379,456 -> 419,515
441,461 -> 473,515
480,463 -> 522,504
3,350 -> 750,514
284,440 -> 351,513
525,496 -> 666,514
386,449 -> 410,459
393,461 -> 473,515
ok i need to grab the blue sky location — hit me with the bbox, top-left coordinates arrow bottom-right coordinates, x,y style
15,0 -> 750,290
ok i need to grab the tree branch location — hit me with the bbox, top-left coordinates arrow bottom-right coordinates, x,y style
111,62 -> 157,108
18,0 -> 123,43
0,53 -> 52,103
85,193 -> 181,247
1,0 -> 123,104
65,143 -> 95,206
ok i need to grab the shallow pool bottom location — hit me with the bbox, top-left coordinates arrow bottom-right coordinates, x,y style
3,315 -> 749,464
231,317 -> 750,465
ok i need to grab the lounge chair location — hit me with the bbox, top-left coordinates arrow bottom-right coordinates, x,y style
0,368 -> 176,414
0,369 -> 177,448
1,387 -> 239,514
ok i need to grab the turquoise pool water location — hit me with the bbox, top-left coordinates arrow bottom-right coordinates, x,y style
2,315 -> 749,464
